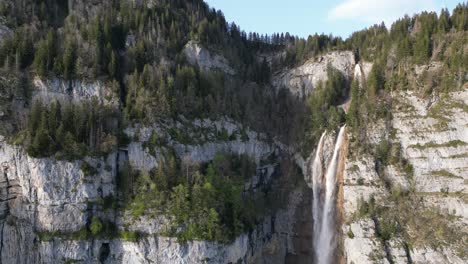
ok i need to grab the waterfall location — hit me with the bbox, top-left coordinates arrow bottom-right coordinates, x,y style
312,132 -> 327,245
312,126 -> 347,264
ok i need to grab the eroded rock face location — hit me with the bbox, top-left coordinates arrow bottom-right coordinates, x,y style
0,142 -> 118,263
0,115 -> 306,263
125,118 -> 273,172
393,90 -> 468,194
342,219 -> 383,263
340,90 -> 468,264
33,78 -> 119,106
0,143 -> 117,232
184,41 -> 236,75
272,51 -> 356,97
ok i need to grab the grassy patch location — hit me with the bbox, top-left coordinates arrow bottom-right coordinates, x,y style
445,153 -> 468,159
37,227 -> 88,242
63,258 -> 81,264
355,193 -> 467,258
427,96 -> 468,130
431,170 -> 463,179
120,230 -> 140,242
36,224 -> 144,243
409,140 -> 468,149
415,192 -> 468,199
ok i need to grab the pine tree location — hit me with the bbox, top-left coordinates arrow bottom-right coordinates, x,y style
33,40 -> 48,77
45,30 -> 56,70
205,208 -> 220,240
63,40 -> 77,80
367,63 -> 385,99
169,184 -> 190,223
28,111 -> 52,157
48,101 -> 62,139
451,3 -> 468,31
28,101 -> 43,135
108,50 -> 118,79
396,37 -> 413,61
414,33 -> 432,64
438,8 -> 451,33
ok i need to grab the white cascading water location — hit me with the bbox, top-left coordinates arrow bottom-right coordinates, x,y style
312,126 -> 346,264
312,132 -> 327,245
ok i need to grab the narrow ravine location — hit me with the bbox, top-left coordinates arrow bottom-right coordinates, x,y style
312,126 -> 347,264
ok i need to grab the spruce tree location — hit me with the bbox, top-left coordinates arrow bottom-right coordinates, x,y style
33,40 -> 48,77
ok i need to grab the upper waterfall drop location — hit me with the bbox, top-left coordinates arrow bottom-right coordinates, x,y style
312,126 -> 347,264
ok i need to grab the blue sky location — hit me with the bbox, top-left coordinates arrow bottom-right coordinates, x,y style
205,0 -> 463,38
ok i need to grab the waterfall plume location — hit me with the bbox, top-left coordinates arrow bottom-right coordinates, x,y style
312,132 -> 327,245
312,126 -> 347,264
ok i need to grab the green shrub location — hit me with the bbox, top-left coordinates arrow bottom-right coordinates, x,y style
143,131 -> 167,156
131,199 -> 146,218
240,129 -> 249,142
169,128 -> 191,144
37,231 -> 56,242
90,217 -> 103,236
347,228 -> 355,239
120,230 -> 139,242
378,219 -> 397,241
80,162 -> 97,177
217,128 -> 229,141
229,132 -> 237,141
70,227 -> 88,240
357,178 -> 364,185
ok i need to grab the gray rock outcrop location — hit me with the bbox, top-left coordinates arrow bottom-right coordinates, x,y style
0,116 -> 305,263
272,51 -> 356,97
33,78 -> 119,106
184,41 -> 236,75
340,90 -> 468,264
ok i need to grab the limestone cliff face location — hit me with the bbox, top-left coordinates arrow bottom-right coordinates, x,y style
272,51 -> 356,97
0,141 -> 117,263
33,78 -> 120,106
393,91 -> 468,195
125,118 -> 273,172
340,90 -> 468,264
0,112 -> 307,263
184,41 -> 236,76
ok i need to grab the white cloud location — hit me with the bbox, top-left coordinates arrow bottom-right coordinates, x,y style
329,0 -> 439,26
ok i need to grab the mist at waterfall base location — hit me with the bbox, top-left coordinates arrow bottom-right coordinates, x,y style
311,126 -> 346,264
